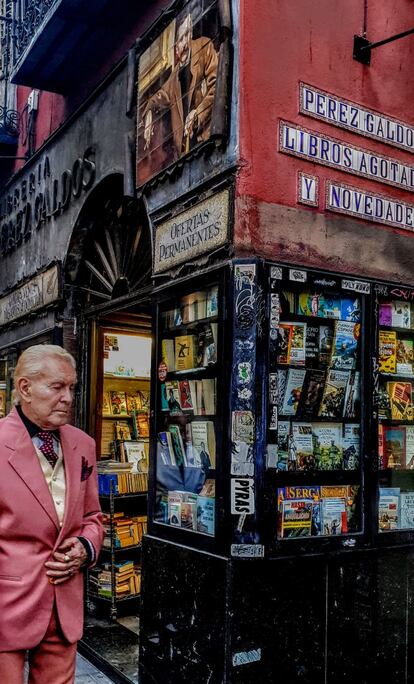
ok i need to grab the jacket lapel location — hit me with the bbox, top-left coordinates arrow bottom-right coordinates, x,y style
6,415 -> 60,531
59,426 -> 81,535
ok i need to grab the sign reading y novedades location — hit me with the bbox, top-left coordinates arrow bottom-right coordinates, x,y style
154,189 -> 229,273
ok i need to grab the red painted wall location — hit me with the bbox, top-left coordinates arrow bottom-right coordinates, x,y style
236,0 -> 414,282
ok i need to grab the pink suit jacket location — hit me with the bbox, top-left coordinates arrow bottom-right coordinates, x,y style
0,408 -> 104,651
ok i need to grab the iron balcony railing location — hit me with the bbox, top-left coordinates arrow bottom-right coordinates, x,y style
0,104 -> 19,140
13,0 -> 58,63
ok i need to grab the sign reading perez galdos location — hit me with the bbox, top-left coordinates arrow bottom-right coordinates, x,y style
0,264 -> 60,326
153,189 -> 230,274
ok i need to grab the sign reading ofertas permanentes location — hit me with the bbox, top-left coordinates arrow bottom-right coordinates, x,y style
326,182 -> 414,233
0,264 -> 60,326
300,83 -> 414,155
154,189 -> 230,273
280,121 -> 414,193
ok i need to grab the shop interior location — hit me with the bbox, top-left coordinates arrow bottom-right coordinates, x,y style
80,309 -> 152,684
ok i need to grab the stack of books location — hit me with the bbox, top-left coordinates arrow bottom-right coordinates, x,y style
97,461 -> 148,495
89,561 -> 142,598
102,512 -> 147,549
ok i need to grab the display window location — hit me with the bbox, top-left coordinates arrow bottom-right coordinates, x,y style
376,295 -> 414,533
267,269 -> 365,543
153,283 -> 220,537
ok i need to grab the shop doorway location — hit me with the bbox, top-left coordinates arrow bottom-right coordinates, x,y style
65,175 -> 153,683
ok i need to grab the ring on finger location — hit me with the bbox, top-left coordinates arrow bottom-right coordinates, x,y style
64,554 -> 70,563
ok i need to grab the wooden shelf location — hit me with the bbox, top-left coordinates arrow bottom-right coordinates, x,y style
102,412 -> 148,419
100,544 -> 142,554
104,375 -> 150,381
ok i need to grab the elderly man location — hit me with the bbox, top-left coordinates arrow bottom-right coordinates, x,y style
0,344 -> 103,684
142,12 -> 218,158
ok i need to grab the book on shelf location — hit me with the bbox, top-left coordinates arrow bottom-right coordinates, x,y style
110,391 -> 129,416
342,424 -> 360,470
115,421 -> 131,441
291,423 -> 314,471
396,338 -> 414,375
169,424 -> 186,467
206,286 -> 219,318
340,297 -> 360,322
321,498 -> 347,535
320,485 -> 359,532
136,412 -> 149,438
276,421 -> 290,471
175,334 -> 198,371
330,321 -> 358,370
196,496 -> 215,534
179,380 -> 194,410
392,301 -> 411,329
400,491 -> 414,528
201,379 -> 216,415
279,499 -> 313,538
304,325 -> 320,367
181,291 -> 207,323
382,426 -> 406,468
180,501 -> 198,530
199,478 -> 215,497
319,325 -> 334,366
191,420 -> 216,469
161,339 -> 175,371
378,330 -> 397,374
312,422 -> 343,470
283,322 -> 306,365
386,381 -> 413,420
165,381 -> 182,414
160,383 -> 169,411
343,370 -> 360,419
277,324 -> 293,365
97,462 -> 148,495
295,369 -> 325,419
378,487 -> 400,531
318,369 -> 349,418
280,368 -> 306,415
405,426 -> 414,469
378,384 -> 391,420
276,369 -> 288,411
379,302 -> 392,326
126,389 -> 150,412
121,440 -> 149,473
102,392 -> 111,416
203,323 -> 218,366
157,431 -> 176,466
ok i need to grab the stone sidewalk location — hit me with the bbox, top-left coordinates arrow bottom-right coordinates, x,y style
75,653 -> 114,683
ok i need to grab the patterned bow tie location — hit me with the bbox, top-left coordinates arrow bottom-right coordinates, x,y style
37,431 -> 58,468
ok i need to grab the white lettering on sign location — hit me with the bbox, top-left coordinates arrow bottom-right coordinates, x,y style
231,478 -> 255,515
0,265 -> 60,325
327,181 -> 414,234
232,648 -> 262,667
231,544 -> 265,558
300,83 -> 414,155
154,189 -> 229,273
341,279 -> 371,294
298,172 -> 319,206
289,268 -> 307,282
280,121 -> 414,193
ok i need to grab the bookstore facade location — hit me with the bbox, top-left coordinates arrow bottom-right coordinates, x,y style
2,1 -> 414,683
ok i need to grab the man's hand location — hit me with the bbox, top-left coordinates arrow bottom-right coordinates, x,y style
45,537 -> 88,585
184,109 -> 198,139
143,110 -> 154,149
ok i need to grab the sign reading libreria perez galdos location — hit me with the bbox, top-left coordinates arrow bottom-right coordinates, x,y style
154,189 -> 229,273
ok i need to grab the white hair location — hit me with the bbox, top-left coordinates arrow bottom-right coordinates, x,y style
13,344 -> 76,405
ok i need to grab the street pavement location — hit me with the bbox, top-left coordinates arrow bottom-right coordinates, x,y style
25,653 -> 114,683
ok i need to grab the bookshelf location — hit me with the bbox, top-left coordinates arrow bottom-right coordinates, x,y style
377,297 -> 414,532
87,483 -> 147,621
88,329 -> 150,621
153,284 -> 219,537
268,278 -> 363,541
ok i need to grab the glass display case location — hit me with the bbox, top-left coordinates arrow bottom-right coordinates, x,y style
375,290 -> 414,534
266,266 -> 367,547
152,278 -> 223,541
